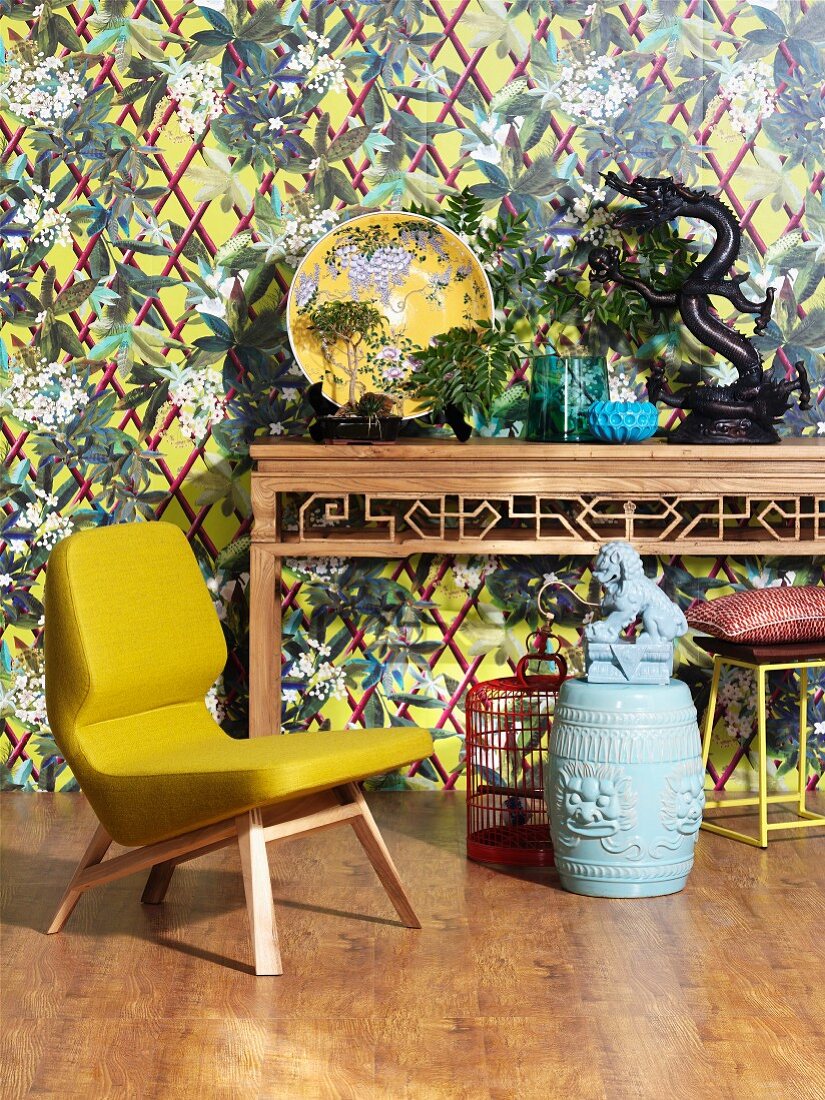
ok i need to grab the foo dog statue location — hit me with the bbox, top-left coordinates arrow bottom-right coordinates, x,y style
584,541 -> 687,685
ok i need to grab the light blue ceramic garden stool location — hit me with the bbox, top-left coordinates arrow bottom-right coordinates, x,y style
547,678 -> 704,898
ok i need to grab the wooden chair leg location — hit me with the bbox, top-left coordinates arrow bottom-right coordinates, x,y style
342,783 -> 421,929
47,822 -> 112,934
141,860 -> 176,905
236,808 -> 282,976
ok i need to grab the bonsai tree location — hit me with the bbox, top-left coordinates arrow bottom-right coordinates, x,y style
308,299 -> 386,407
342,391 -> 395,419
404,319 -> 523,422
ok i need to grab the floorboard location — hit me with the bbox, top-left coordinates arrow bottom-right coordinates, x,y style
2,792 -> 824,1100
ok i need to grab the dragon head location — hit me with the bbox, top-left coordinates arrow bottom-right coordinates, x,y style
602,173 -> 704,231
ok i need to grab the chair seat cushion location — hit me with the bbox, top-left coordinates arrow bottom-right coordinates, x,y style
695,636 -> 825,664
78,705 -> 433,846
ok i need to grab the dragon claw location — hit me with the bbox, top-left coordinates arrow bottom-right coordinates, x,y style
796,361 -> 812,411
588,245 -> 622,283
647,362 -> 666,403
754,286 -> 775,334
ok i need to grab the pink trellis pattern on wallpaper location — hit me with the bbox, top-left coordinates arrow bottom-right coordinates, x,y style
1,0 -> 824,792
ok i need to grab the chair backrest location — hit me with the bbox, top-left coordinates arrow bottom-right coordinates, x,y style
45,522 -> 227,769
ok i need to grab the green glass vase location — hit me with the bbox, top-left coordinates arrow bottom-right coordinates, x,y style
525,354 -> 610,442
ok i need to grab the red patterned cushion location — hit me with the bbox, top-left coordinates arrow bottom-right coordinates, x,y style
687,587 -> 825,644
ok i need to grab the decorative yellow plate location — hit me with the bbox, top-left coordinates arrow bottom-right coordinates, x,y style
286,212 -> 494,419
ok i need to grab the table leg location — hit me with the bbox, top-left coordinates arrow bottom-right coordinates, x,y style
757,666 -> 768,849
249,546 -> 281,738
798,664 -> 808,815
274,556 -> 282,728
702,656 -> 722,770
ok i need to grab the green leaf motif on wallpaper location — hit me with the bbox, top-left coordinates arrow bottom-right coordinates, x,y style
1,0 -> 824,789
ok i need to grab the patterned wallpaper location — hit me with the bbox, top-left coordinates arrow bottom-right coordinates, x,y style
2,0 -> 824,794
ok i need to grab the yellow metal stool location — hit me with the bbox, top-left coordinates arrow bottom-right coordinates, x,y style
699,637 -> 825,848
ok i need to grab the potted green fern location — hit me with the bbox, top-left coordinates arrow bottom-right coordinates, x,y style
403,320 -> 523,440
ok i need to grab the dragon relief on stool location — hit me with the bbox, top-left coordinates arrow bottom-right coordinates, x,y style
660,761 -> 706,837
589,174 -> 811,444
552,762 -> 638,850
651,761 -> 706,857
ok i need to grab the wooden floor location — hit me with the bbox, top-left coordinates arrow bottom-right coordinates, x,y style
2,793 -> 824,1100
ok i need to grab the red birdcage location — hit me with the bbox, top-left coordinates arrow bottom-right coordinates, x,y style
465,628 -> 567,866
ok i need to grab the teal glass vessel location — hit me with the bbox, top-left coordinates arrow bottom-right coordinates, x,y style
546,678 -> 704,898
525,354 -> 609,442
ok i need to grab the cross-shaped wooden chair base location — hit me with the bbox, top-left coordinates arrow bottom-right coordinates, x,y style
47,783 -> 420,975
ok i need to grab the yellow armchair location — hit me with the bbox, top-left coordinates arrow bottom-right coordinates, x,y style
44,521 -> 433,974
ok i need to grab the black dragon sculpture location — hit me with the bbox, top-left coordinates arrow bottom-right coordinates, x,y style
588,174 -> 811,444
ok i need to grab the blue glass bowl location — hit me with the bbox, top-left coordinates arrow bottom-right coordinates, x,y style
587,400 -> 659,443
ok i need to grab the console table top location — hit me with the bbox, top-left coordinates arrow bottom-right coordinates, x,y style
251,435 -> 824,465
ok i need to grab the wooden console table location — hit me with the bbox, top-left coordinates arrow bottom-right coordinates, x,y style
248,437 -> 825,736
